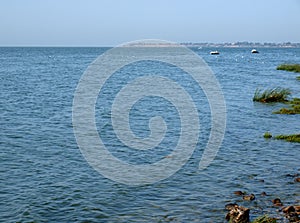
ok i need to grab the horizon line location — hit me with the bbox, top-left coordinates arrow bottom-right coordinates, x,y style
0,41 -> 300,48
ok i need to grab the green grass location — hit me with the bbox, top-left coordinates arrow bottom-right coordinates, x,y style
273,106 -> 300,114
262,132 -> 300,143
252,215 -> 277,223
288,98 -> 300,105
253,88 -> 291,103
273,98 -> 300,114
263,132 -> 272,138
274,134 -> 300,143
277,64 -> 300,73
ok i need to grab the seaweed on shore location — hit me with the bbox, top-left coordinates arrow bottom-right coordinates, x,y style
277,64 -> 300,73
253,88 -> 291,103
273,98 -> 300,114
263,132 -> 272,138
252,215 -> 277,223
288,98 -> 300,105
264,132 -> 300,143
273,106 -> 300,114
274,134 -> 300,143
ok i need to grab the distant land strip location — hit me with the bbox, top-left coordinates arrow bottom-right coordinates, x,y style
124,41 -> 300,48
181,41 -> 300,48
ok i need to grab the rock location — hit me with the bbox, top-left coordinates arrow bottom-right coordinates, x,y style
260,192 -> 267,196
163,215 -> 176,222
286,173 -> 299,177
272,198 -> 283,206
234,191 -> 245,196
283,205 -> 300,221
225,203 -> 238,211
243,194 -> 255,201
225,204 -> 250,223
283,206 -> 296,213
286,212 -> 299,222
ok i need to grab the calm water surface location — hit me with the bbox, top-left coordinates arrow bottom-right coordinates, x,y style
1,47 -> 300,222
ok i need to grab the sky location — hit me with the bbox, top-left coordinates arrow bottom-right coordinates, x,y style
0,0 -> 300,46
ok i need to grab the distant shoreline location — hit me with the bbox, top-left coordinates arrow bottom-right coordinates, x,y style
1,42 -> 300,48
181,42 -> 300,48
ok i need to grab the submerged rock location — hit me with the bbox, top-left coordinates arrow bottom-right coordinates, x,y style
234,191 -> 245,196
243,194 -> 255,201
272,198 -> 283,206
282,205 -> 300,215
225,192 -> 299,222
282,206 -> 300,222
286,212 -> 299,222
283,205 -> 296,213
260,192 -> 267,196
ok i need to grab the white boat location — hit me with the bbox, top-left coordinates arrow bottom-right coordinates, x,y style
210,51 -> 219,55
251,49 -> 259,53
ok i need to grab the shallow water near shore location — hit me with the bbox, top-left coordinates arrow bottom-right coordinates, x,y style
1,47 -> 300,222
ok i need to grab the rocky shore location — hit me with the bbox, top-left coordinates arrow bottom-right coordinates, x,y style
225,174 -> 300,222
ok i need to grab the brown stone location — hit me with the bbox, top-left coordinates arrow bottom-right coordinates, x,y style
234,191 -> 245,196
272,198 -> 283,206
282,206 -> 295,213
260,192 -> 267,196
243,194 -> 255,201
294,205 -> 300,215
225,203 -> 238,211
285,212 -> 299,222
225,205 -> 250,223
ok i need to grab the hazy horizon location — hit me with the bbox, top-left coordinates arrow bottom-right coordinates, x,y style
1,0 -> 299,46
1,41 -> 300,48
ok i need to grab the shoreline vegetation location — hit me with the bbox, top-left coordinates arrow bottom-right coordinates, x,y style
253,88 -> 300,115
264,132 -> 300,143
274,134 -> 300,143
225,189 -> 300,222
247,64 -> 300,221
276,64 -> 300,73
277,64 -> 300,81
273,98 -> 300,115
254,89 -> 300,143
253,88 -> 291,103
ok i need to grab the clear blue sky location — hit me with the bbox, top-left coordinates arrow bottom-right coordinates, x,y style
1,0 -> 299,46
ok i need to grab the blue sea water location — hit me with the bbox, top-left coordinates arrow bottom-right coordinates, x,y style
1,47 -> 300,222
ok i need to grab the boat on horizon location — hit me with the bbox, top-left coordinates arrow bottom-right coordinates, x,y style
210,51 -> 219,55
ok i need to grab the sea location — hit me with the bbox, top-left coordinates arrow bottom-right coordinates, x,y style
1,47 -> 300,222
